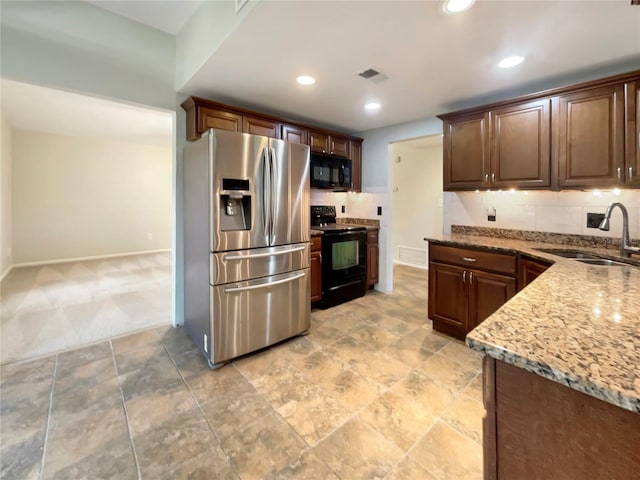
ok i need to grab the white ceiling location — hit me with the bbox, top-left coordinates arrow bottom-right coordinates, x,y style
180,0 -> 640,132
1,80 -> 173,147
4,1 -> 638,140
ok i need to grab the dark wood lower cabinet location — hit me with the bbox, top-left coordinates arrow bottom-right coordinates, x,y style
310,235 -> 322,303
428,243 -> 517,340
468,270 -> 515,332
518,256 -> 552,290
366,229 -> 379,289
483,357 -> 640,480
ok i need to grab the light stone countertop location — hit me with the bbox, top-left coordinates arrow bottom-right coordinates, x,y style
424,233 -> 640,413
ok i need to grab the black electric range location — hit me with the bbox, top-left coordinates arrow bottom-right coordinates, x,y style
311,206 -> 367,308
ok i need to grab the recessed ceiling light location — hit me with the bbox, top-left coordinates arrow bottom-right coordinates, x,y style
296,75 -> 316,85
498,56 -> 525,68
442,0 -> 475,14
364,102 -> 381,111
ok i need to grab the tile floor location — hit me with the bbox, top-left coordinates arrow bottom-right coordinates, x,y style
0,252 -> 172,364
0,265 -> 484,480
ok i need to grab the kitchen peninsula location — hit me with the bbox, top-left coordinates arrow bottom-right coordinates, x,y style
424,229 -> 640,479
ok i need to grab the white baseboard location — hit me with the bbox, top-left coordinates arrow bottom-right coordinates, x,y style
1,264 -> 14,282
393,259 -> 428,270
11,248 -> 172,269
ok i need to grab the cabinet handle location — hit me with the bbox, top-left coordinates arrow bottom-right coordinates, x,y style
330,151 -> 334,155
491,173 -> 496,183
617,167 -> 622,181
319,253 -> 322,262
484,174 -> 489,184
461,257 -> 477,262
469,272 -> 473,284
629,166 -> 633,181
463,271 -> 466,284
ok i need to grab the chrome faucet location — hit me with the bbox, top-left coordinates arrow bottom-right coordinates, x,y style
598,202 -> 640,258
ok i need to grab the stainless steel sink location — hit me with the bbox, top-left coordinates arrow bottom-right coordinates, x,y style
575,258 -> 629,267
534,249 -> 600,259
534,248 -> 634,267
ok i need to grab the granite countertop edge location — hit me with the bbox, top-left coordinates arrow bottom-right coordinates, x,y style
424,233 -> 640,413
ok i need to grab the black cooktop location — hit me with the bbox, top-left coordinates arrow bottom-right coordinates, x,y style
311,205 -> 366,233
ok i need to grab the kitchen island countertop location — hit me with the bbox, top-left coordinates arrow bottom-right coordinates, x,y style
424,233 -> 640,413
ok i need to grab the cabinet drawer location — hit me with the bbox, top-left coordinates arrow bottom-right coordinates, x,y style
430,244 -> 516,276
311,235 -> 322,252
366,229 -> 378,244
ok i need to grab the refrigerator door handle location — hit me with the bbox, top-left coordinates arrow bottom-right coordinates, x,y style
223,244 -> 306,261
224,271 -> 306,293
270,147 -> 277,245
262,147 -> 271,239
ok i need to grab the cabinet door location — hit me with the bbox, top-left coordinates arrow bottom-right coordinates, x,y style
468,270 -> 516,331
518,258 -> 551,291
243,116 -> 280,139
555,84 -> 625,188
626,81 -> 640,187
443,112 -> 489,190
331,136 -> 350,157
309,130 -> 330,154
367,242 -> 379,288
310,251 -> 322,303
490,99 -> 551,189
350,140 -> 362,192
428,262 -> 468,340
198,107 -> 242,134
281,124 -> 308,145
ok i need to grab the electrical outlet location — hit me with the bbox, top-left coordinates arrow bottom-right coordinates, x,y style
487,207 -> 496,222
587,213 -> 605,228
341,205 -> 345,213
377,206 -> 382,216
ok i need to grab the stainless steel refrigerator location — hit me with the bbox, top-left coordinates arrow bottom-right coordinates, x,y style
183,129 -> 310,369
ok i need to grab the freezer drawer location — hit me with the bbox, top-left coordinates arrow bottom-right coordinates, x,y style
209,268 -> 310,366
210,243 -> 309,285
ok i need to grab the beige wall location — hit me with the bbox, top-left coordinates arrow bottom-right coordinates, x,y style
391,142 -> 443,267
12,131 -> 172,264
1,114 -> 13,276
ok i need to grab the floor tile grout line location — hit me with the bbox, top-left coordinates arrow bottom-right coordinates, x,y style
38,354 -> 58,480
162,344 -> 242,479
109,339 -> 142,480
230,358 -> 346,478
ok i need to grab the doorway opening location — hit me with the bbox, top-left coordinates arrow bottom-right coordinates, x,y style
388,134 -> 443,294
0,79 -> 175,364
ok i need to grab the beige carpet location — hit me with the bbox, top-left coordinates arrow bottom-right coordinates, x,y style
0,252 -> 172,364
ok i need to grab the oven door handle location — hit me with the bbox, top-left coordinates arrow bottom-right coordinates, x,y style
224,271 -> 305,293
324,231 -> 366,237
223,245 -> 306,261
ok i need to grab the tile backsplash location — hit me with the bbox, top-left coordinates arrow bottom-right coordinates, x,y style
444,189 -> 640,239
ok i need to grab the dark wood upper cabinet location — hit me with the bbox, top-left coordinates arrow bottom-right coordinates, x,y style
243,116 -> 280,139
281,124 -> 308,145
443,100 -> 551,191
443,112 -> 489,190
197,106 -> 242,136
626,81 -> 640,187
331,136 -> 350,157
555,84 -> 625,188
439,69 -> 640,191
490,99 -> 551,189
309,129 -> 350,157
309,130 -> 330,154
350,140 -> 362,192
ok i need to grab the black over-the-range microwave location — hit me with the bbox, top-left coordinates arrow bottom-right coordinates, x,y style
310,153 -> 352,190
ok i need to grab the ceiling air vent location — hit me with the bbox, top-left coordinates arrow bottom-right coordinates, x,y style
357,67 -> 389,84
358,68 -> 380,79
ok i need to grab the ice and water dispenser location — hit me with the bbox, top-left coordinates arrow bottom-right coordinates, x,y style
219,178 -> 251,231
